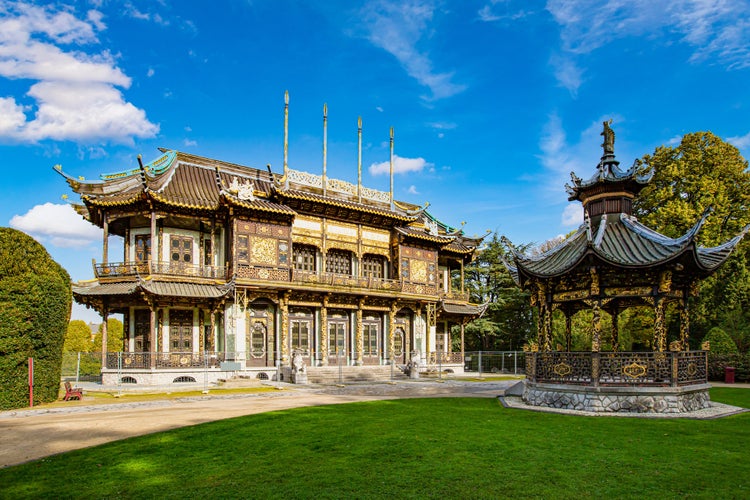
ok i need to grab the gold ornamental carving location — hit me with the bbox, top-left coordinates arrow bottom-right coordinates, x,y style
553,362 -> 572,376
553,289 -> 589,302
251,237 -> 277,265
589,267 -> 599,295
410,259 -> 427,282
622,362 -> 647,379
687,362 -> 698,376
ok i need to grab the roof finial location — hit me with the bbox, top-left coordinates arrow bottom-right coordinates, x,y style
601,119 -> 615,156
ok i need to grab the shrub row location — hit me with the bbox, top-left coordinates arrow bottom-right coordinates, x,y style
708,353 -> 750,382
0,228 -> 71,410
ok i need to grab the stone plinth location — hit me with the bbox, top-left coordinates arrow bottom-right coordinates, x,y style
523,382 -> 711,414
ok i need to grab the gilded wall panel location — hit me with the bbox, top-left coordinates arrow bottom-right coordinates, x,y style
410,259 -> 427,282
251,237 -> 278,265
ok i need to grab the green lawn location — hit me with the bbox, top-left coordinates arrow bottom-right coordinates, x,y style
1,388 -> 748,499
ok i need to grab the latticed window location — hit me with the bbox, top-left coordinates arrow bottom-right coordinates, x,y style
328,322 -> 346,355
135,234 -> 151,262
250,323 -> 266,357
363,323 -> 379,355
171,236 -> 193,263
203,238 -> 212,266
326,249 -> 352,275
362,255 -> 385,279
393,327 -> 404,356
236,235 -> 249,264
290,320 -> 310,354
293,245 -> 316,272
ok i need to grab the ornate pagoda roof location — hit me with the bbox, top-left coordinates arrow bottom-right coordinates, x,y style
56,149 -> 445,228
504,122 -> 750,286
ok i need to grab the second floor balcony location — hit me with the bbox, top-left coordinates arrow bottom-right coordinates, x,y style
92,260 -> 467,300
94,260 -> 227,280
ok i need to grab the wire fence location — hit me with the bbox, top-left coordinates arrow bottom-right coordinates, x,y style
60,350 -> 527,384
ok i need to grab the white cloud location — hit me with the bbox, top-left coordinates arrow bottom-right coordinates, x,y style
561,203 -> 583,227
407,185 -> 419,194
478,1 -> 534,23
727,131 -> 750,150
546,1 -> 750,70
376,106 -> 384,112
0,1 -> 158,144
183,138 -> 197,147
147,67 -> 155,77
358,0 -> 466,100
537,112 -> 619,192
427,121 -> 456,130
10,203 -> 102,248
368,154 -> 432,175
549,53 -> 583,96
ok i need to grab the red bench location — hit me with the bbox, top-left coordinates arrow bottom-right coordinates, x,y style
63,381 -> 83,401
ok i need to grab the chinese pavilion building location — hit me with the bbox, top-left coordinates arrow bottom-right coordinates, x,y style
58,95 -> 486,385
503,122 -> 749,413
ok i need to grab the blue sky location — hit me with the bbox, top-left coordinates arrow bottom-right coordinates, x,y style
2,0 -> 750,323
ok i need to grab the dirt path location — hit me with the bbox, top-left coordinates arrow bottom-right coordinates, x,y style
0,381 -> 514,468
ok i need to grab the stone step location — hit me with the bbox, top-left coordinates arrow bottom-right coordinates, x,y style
305,365 -> 407,383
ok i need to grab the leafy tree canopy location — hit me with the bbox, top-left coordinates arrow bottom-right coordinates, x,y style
703,327 -> 739,354
65,320 -> 94,353
93,318 -> 124,352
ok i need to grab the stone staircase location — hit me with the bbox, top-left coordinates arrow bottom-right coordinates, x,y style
305,364 -> 408,384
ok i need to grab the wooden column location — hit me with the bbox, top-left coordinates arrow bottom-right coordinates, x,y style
460,322 -> 465,361
102,214 -> 109,265
679,298 -> 690,350
355,299 -> 364,366
150,211 -> 157,266
280,293 -> 289,365
591,300 -> 601,352
210,309 -> 216,352
653,297 -> 666,352
320,295 -> 329,366
100,306 -> 109,367
149,307 -> 157,368
565,313 -> 572,352
388,303 -> 398,362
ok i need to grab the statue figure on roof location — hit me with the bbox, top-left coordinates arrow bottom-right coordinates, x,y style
601,119 -> 615,155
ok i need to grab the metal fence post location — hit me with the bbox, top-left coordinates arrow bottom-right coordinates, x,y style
203,350 -> 209,394
117,351 -> 122,396
338,348 -> 343,385
514,351 -> 518,374
478,350 -> 483,379
76,352 -> 81,384
438,351 -> 442,380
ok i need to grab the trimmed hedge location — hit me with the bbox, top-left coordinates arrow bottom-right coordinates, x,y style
0,228 -> 71,410
708,353 -> 750,382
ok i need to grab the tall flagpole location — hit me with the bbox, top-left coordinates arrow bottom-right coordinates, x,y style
389,126 -> 394,210
323,103 -> 328,197
283,90 -> 289,182
357,116 -> 362,203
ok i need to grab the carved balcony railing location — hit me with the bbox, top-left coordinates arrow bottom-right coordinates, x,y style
94,261 -> 228,280
440,290 -> 470,301
526,351 -> 707,387
106,351 -> 227,369
235,265 -> 439,296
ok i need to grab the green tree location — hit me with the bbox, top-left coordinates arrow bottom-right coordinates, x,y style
64,320 -> 94,353
0,228 -> 72,410
462,234 -> 534,350
703,327 -> 739,354
632,131 -> 750,345
93,318 -> 124,352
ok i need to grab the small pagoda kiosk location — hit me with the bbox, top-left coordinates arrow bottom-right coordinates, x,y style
503,122 -> 749,413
